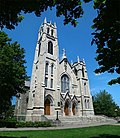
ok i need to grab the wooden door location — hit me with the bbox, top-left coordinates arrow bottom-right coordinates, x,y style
72,103 -> 76,115
44,99 -> 50,115
64,102 -> 69,116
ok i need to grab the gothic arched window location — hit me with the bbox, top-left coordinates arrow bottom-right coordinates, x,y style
82,67 -> 85,77
85,99 -> 87,109
51,64 -> 54,75
84,82 -> 87,95
87,99 -> 89,109
26,97 -> 29,104
50,79 -> 53,88
38,43 -> 41,57
61,75 -> 69,93
51,29 -> 54,36
47,27 -> 50,34
48,41 -> 53,55
45,62 -> 49,75
45,77 -> 48,87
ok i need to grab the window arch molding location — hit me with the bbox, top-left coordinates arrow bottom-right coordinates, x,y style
61,74 -> 70,93
48,41 -> 53,55
45,94 -> 54,104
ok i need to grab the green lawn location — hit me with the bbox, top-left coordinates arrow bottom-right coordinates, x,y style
0,125 -> 120,138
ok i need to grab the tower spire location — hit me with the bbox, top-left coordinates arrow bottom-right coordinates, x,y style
83,58 -> 85,63
62,49 -> 67,59
44,17 -> 47,23
77,56 -> 80,63
54,22 -> 57,28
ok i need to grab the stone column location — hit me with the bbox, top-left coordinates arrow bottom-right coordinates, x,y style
32,82 -> 45,121
55,85 -> 61,116
61,103 -> 64,116
26,90 -> 34,121
71,102 -> 73,116
77,100 -> 82,116
69,102 -> 72,116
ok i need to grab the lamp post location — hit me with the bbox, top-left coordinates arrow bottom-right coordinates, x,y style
115,108 -> 118,116
56,110 -> 59,120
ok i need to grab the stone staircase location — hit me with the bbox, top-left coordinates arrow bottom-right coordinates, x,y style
45,115 -> 117,127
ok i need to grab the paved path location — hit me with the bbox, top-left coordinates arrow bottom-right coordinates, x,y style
0,123 -> 119,131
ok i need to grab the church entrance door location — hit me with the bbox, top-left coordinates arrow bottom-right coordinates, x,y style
44,99 -> 50,115
72,103 -> 76,115
64,102 -> 69,116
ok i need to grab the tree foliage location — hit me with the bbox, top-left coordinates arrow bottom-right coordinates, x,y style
0,0 -> 89,29
0,100 -> 15,119
93,90 -> 119,117
0,0 -> 119,85
92,0 -> 120,85
0,31 -> 28,117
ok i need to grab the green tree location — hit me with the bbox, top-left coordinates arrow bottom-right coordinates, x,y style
0,0 -> 119,85
0,0 -> 85,29
92,0 -> 120,85
0,100 -> 15,119
93,90 -> 119,117
0,31 -> 28,118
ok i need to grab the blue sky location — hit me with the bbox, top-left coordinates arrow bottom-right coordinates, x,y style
4,2 -> 120,106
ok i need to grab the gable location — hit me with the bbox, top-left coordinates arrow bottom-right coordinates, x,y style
59,58 -> 77,85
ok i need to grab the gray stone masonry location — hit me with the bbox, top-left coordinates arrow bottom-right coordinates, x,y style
15,18 -> 94,122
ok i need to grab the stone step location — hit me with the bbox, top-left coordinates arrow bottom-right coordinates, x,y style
45,115 -> 117,126
44,115 -> 56,120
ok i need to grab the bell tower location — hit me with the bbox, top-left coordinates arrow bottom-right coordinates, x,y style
26,18 -> 60,121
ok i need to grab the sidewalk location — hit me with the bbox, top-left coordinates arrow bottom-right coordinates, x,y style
0,122 -> 119,131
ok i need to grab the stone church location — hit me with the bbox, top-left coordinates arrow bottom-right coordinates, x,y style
15,18 -> 94,121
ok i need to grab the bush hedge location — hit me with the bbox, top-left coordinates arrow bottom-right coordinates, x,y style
0,119 -> 52,128
16,121 -> 52,127
0,118 -> 17,128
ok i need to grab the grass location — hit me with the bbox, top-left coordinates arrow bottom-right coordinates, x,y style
0,125 -> 120,138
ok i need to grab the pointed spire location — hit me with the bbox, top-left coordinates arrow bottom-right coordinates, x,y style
50,20 -> 52,25
54,22 -> 57,28
44,17 -> 47,23
62,49 -> 67,59
77,56 -> 80,63
83,58 -> 85,63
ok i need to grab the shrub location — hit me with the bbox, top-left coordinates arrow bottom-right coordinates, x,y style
16,121 -> 26,128
0,118 -> 17,128
0,118 -> 52,128
16,121 -> 52,127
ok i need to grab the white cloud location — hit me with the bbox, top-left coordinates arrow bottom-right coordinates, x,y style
94,73 -> 101,76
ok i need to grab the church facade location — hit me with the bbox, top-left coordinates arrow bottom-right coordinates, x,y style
15,19 -> 94,121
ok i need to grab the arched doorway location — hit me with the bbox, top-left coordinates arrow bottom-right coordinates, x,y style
72,103 -> 76,115
64,101 -> 69,116
44,99 -> 50,115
